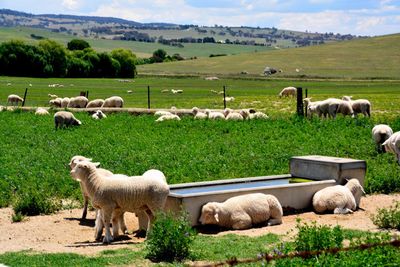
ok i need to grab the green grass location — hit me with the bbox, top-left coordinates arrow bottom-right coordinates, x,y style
138,33 -> 400,79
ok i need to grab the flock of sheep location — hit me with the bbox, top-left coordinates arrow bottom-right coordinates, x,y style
68,154 -> 366,243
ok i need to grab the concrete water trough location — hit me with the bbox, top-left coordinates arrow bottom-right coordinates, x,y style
138,155 -> 367,227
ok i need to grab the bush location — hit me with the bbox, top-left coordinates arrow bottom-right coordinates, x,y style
145,210 -> 196,263
372,201 -> 400,230
294,219 -> 343,252
13,188 -> 61,216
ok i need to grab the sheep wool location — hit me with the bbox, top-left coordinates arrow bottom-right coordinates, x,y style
7,94 -> 24,106
102,96 -> 124,108
54,111 -> 81,129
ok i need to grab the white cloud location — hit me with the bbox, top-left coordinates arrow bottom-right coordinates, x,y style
62,0 -> 80,10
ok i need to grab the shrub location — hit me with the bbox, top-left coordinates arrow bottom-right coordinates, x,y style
11,212 -> 24,223
145,210 -> 196,263
294,219 -> 343,252
372,201 -> 400,230
13,188 -> 61,216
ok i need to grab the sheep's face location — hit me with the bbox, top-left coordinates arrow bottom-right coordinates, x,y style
73,119 -> 82,126
70,161 -> 99,181
69,156 -> 92,170
346,179 -> 365,206
199,203 -> 220,225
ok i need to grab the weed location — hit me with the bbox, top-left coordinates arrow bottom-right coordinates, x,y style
372,201 -> 400,230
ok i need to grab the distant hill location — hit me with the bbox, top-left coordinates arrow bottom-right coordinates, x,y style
0,8 -> 364,50
138,34 -> 400,79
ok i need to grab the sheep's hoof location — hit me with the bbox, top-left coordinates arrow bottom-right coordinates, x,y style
102,236 -> 113,244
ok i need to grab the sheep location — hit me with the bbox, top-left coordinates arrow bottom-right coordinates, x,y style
127,90 -> 133,94
336,99 -> 354,118
67,96 -> 88,108
70,161 -> 169,243
240,109 -> 269,120
278,87 -> 297,98
312,178 -> 365,214
192,107 -> 208,119
155,114 -> 181,122
102,96 -> 124,108
35,107 -> 49,116
7,94 -> 24,106
372,124 -> 393,153
171,89 -> 183,94
92,110 -> 107,120
48,94 -> 58,98
49,98 -> 62,108
199,193 -> 283,230
304,98 -> 340,118
205,109 -> 225,120
154,110 -> 172,117
342,96 -> 371,117
60,97 -> 70,108
224,96 -> 235,102
205,76 -> 219,80
161,89 -> 170,93
86,99 -> 105,108
54,111 -> 81,130
382,131 -> 400,164
224,108 -> 244,121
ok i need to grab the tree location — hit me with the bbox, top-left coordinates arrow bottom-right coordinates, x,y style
111,48 -> 137,78
152,49 -> 167,63
38,39 -> 68,77
67,39 -> 90,51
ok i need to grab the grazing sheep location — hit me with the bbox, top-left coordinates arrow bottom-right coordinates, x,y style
156,114 -> 181,122
102,96 -> 124,108
61,97 -> 70,108
304,98 -> 342,119
336,99 -> 354,118
224,108 -> 243,121
372,124 -> 393,153
86,99 -> 105,108
49,98 -> 62,108
224,96 -> 235,102
92,110 -> 107,120
127,90 -> 133,94
48,94 -> 58,98
171,89 -> 183,94
70,161 -> 169,243
342,96 -> 371,117
192,107 -> 208,119
312,179 -> 365,214
278,87 -> 297,98
382,131 -> 400,164
199,193 -> 283,230
35,107 -> 49,116
205,109 -> 225,120
67,96 -> 88,108
54,111 -> 81,129
210,89 -> 218,94
161,89 -> 170,93
7,94 -> 24,106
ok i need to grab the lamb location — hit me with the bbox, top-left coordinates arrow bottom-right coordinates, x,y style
342,96 -> 371,117
372,124 -> 393,153
154,110 -> 172,117
86,99 -> 105,108
70,161 -> 169,243
382,131 -> 400,164
67,96 -> 88,108
224,108 -> 243,121
205,109 -> 225,120
278,87 -> 297,98
199,193 -> 283,230
312,178 -> 365,214
92,110 -> 107,120
192,107 -> 208,119
240,109 -> 269,120
7,94 -> 24,106
155,114 -> 181,122
49,98 -> 62,108
304,98 -> 340,118
35,107 -> 49,116
54,111 -> 81,129
102,96 -> 124,108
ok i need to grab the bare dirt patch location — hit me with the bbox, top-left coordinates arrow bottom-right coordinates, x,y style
0,194 -> 399,255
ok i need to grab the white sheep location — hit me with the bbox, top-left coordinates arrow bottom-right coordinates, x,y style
102,96 -> 124,108
382,131 -> 400,164
35,107 -> 49,116
154,110 -> 172,117
7,94 -> 24,106
249,111 -> 269,120
67,96 -> 88,108
86,99 -> 105,108
312,178 -> 365,214
224,96 -> 235,102
92,110 -> 107,120
199,193 -> 283,230
171,89 -> 183,94
278,87 -> 297,98
54,111 -> 81,129
49,98 -> 62,108
161,89 -> 170,93
205,76 -> 219,80
304,98 -> 340,118
127,90 -> 133,94
224,108 -> 244,121
372,124 -> 393,153
342,96 -> 371,117
48,94 -> 58,98
205,109 -> 225,120
192,107 -> 208,119
156,114 -> 181,122
70,161 -> 169,243
336,99 -> 354,118
60,97 -> 70,108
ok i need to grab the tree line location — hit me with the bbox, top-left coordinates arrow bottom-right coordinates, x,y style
0,39 -> 137,78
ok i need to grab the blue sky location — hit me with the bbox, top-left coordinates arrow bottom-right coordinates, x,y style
1,0 -> 399,36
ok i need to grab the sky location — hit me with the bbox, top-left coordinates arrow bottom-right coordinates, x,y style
1,0 -> 400,36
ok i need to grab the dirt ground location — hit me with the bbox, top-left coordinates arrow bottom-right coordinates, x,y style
0,194 -> 399,256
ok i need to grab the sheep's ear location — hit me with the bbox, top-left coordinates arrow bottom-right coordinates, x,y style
214,213 -> 219,222
360,186 -> 366,195
93,162 -> 101,167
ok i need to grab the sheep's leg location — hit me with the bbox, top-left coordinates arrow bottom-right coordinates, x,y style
80,184 -> 88,220
144,208 -> 155,236
231,214 -> 252,230
111,210 -> 122,239
101,207 -> 114,244
94,209 -> 104,241
267,218 -> 282,226
119,212 -> 128,234
333,207 -> 353,214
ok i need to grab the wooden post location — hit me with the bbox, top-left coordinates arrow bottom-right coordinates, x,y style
304,88 -> 308,118
223,85 -> 226,109
86,90 -> 89,99
296,87 -> 304,117
22,88 -> 28,107
147,85 -> 150,109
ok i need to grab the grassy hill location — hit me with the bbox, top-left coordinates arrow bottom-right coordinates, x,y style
138,34 -> 400,79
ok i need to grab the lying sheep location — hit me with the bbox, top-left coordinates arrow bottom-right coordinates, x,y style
54,111 -> 81,130
192,107 -> 208,119
154,110 -> 172,117
102,96 -> 124,108
199,193 -> 283,230
7,94 -> 24,106
61,97 -> 70,108
86,99 -> 105,108
205,109 -> 225,120
224,96 -> 235,102
156,114 -> 181,122
224,108 -> 243,121
342,96 -> 371,117
382,131 -> 400,164
372,124 -> 393,153
49,98 -> 62,108
171,89 -> 183,94
67,96 -> 88,108
48,94 -> 58,98
312,178 -> 365,214
92,110 -> 107,120
35,107 -> 49,116
279,87 -> 296,98
240,109 -> 269,120
70,161 -> 169,243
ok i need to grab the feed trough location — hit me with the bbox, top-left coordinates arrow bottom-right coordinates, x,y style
138,155 -> 366,227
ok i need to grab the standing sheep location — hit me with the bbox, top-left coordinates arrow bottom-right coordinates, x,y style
61,97 -> 70,108
54,111 -> 81,129
372,124 -> 393,153
49,98 -> 62,108
67,96 -> 88,108
342,96 -> 371,117
87,99 -> 105,108
199,193 -> 283,230
382,131 -> 400,164
7,94 -> 24,106
278,87 -> 297,98
70,161 -> 169,243
312,179 -> 365,214
102,96 -> 124,108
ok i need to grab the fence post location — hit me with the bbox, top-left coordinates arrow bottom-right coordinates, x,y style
223,85 -> 226,109
296,87 -> 304,117
86,90 -> 89,99
22,88 -> 28,107
304,88 -> 308,118
147,85 -> 150,109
